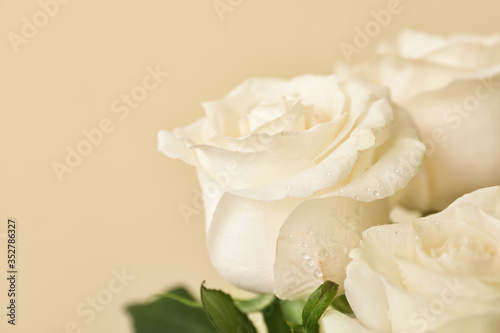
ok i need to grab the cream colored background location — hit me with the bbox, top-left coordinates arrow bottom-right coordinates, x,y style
1,0 -> 499,332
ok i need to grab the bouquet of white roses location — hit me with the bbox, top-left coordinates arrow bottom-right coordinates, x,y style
128,31 -> 500,333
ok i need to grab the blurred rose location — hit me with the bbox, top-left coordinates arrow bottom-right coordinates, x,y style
350,30 -> 500,211
322,186 -> 500,333
158,74 -> 425,298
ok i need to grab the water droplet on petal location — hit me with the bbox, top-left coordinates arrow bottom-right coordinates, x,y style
314,270 -> 323,278
300,241 -> 309,248
305,259 -> 314,267
373,191 -> 380,196
302,253 -> 310,260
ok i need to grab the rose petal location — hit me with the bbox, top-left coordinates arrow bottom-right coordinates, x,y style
393,30 -> 500,69
283,75 -> 346,120
158,129 -> 198,166
344,261 -> 391,333
321,310 -> 374,333
274,196 -> 388,299
354,223 -> 416,285
436,313 -> 500,333
206,192 -> 303,293
192,144 -> 315,190
407,74 -> 500,210
447,186 -> 500,220
327,107 -> 426,202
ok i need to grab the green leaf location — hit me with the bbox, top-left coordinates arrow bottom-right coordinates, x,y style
286,321 -> 304,333
302,281 -> 339,333
280,299 -> 306,325
331,294 -> 354,315
234,294 -> 276,313
153,291 -> 204,309
200,283 -> 257,333
127,287 -> 217,333
262,298 -> 292,333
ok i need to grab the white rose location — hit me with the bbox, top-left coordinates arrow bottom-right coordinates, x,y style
158,74 -> 425,298
322,186 -> 500,333
349,30 -> 500,212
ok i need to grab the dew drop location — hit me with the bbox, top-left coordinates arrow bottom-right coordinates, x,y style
395,169 -> 400,174
305,259 -> 314,267
354,195 -> 359,200
326,172 -> 331,177
314,270 -> 323,278
285,185 -> 291,191
380,185 -> 385,189
302,253 -> 310,260
366,187 -> 371,192
288,233 -> 294,238
373,191 -> 380,196
300,241 -> 309,248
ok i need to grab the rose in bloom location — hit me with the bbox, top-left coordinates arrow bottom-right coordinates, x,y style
322,186 -> 500,333
350,30 -> 500,212
158,75 -> 425,298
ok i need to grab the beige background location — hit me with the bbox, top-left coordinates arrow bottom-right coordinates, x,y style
1,0 -> 499,332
